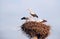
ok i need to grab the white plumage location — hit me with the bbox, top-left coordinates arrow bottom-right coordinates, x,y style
21,16 -> 35,22
36,19 -> 43,22
27,8 -> 38,18
21,8 -> 47,23
36,19 -> 47,23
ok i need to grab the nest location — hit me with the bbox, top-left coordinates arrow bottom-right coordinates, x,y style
21,21 -> 50,39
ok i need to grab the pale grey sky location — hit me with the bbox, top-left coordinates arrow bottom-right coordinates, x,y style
0,0 -> 60,39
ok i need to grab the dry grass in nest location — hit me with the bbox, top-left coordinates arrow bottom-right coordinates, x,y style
21,21 -> 50,39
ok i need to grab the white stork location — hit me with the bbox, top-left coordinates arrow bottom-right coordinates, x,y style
27,8 -> 38,18
36,19 -> 47,23
21,16 -> 35,22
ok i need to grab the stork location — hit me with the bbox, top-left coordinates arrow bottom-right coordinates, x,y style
21,16 -> 35,22
27,8 -> 38,18
41,19 -> 47,23
21,17 -> 28,20
36,19 -> 47,23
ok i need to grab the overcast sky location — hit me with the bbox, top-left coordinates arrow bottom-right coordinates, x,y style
0,0 -> 60,39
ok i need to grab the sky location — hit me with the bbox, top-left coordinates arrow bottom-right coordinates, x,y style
0,0 -> 60,39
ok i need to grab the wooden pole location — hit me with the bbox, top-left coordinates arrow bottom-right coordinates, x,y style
31,36 -> 38,39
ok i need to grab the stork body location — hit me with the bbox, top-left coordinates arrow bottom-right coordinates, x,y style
41,19 -> 47,23
21,17 -> 28,20
36,19 -> 43,22
36,19 -> 47,23
28,8 -> 38,18
21,16 -> 35,22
